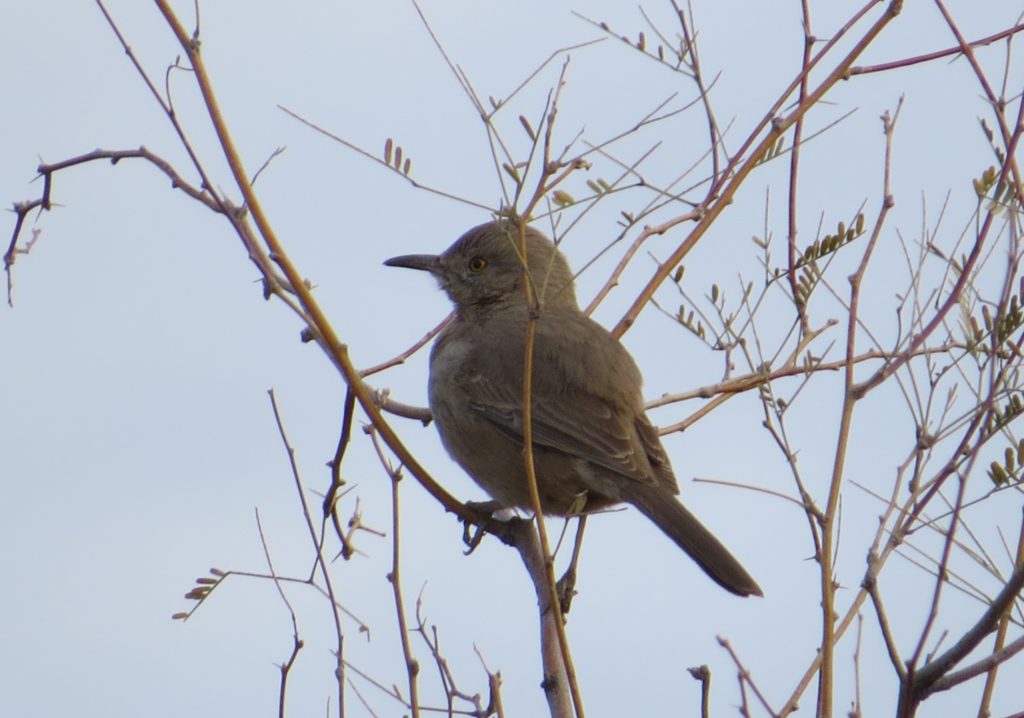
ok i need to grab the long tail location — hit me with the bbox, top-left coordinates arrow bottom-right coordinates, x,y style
625,484 -> 763,597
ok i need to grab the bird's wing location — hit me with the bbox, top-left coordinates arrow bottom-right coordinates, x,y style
468,376 -> 658,486
632,410 -> 679,494
462,309 -> 669,489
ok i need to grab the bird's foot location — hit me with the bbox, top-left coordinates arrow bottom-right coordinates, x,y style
461,500 -> 525,553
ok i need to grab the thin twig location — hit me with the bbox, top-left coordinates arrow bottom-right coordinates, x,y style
367,427 -> 421,717
267,389 -> 347,716
255,508 -> 305,718
816,97 -> 901,718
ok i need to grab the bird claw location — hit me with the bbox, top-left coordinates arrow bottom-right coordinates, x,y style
461,500 -> 520,554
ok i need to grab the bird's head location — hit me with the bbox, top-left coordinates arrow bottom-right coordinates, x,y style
385,220 -> 578,312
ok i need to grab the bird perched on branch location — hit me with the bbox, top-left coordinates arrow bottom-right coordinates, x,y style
385,219 -> 762,597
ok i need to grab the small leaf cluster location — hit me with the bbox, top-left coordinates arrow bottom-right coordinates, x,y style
987,439 -> 1024,486
795,214 -> 866,271
383,138 -> 412,176
171,567 -> 227,620
774,214 -> 866,307
986,295 -> 1024,347
671,265 -> 707,341
595,19 -> 696,77
676,305 -> 707,341
982,392 -> 1024,441
962,287 -> 1024,357
973,166 -> 1019,216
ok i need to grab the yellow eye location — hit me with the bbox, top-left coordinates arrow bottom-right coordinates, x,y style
468,256 -> 488,272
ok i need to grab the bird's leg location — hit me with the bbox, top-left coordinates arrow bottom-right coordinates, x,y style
557,516 -> 588,615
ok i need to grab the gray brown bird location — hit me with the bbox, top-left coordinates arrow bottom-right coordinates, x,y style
385,220 -> 762,597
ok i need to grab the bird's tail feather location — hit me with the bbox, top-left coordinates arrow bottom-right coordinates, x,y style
625,485 -> 763,597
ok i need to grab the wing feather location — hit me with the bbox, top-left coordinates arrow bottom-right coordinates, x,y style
458,307 -> 676,492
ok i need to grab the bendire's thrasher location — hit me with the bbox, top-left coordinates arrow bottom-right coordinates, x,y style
385,220 -> 762,597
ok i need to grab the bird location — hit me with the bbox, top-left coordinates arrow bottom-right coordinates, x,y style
384,219 -> 762,597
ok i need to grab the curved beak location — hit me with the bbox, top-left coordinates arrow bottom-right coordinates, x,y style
383,253 -> 441,273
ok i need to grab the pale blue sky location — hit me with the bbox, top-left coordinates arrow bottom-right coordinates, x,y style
3,2 -> 1023,716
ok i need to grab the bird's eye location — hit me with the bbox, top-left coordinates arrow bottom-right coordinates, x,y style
467,256 -> 488,272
